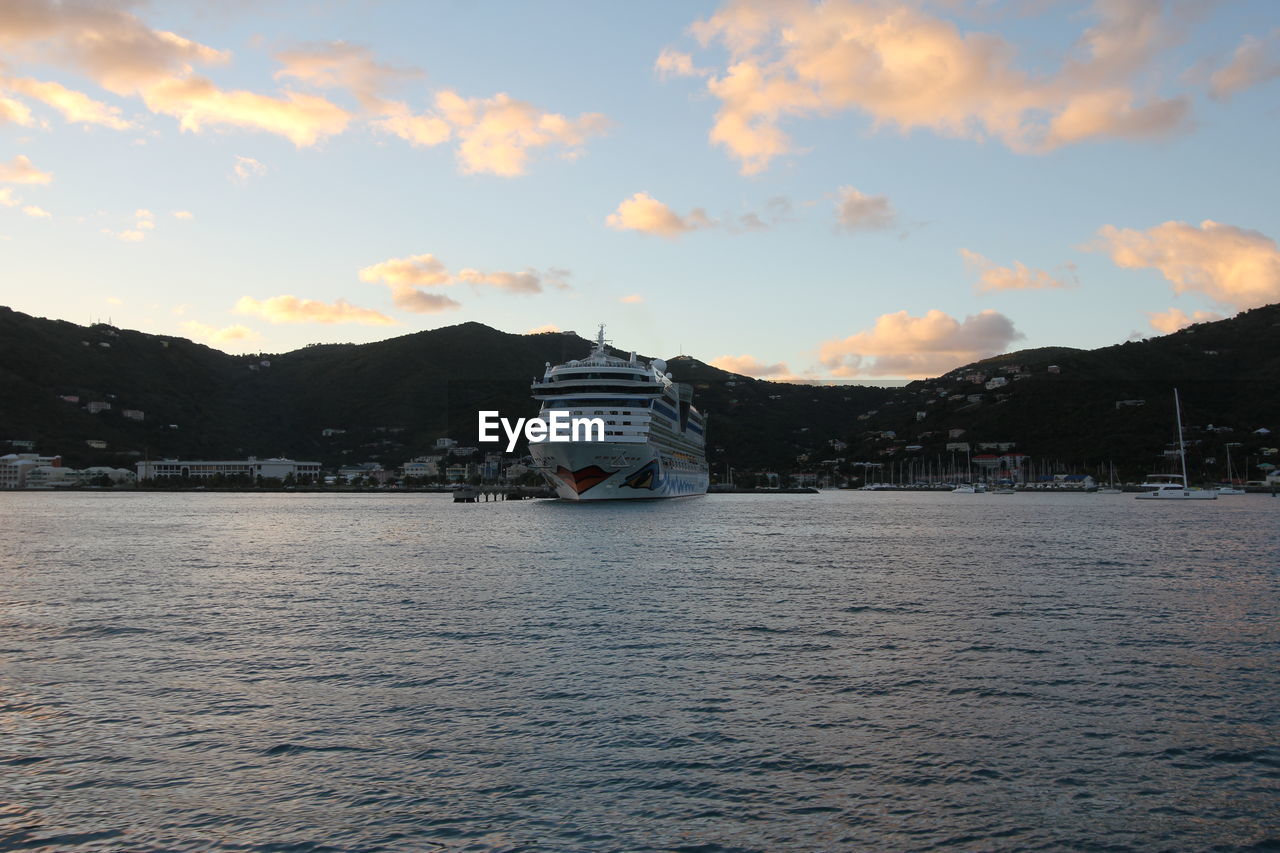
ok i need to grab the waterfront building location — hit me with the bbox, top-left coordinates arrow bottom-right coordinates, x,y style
1,453 -> 62,489
135,457 -> 321,480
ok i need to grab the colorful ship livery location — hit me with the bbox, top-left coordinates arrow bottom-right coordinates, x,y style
530,327 -> 709,500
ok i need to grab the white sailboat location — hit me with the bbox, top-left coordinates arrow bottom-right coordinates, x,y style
1218,443 -> 1246,495
1135,389 -> 1217,501
1097,461 -> 1123,494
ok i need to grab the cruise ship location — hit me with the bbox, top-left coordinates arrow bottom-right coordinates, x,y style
529,327 -> 709,500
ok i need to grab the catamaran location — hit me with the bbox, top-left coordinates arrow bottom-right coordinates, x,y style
529,326 -> 709,500
1135,389 -> 1217,501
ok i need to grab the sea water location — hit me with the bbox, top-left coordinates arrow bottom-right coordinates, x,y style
1,491 -> 1277,851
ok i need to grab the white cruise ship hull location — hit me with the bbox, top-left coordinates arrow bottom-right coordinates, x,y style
530,441 -> 708,501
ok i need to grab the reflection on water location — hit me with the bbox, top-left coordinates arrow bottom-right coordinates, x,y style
1,491 -> 1277,851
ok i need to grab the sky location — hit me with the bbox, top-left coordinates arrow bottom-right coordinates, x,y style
1,0 -> 1278,381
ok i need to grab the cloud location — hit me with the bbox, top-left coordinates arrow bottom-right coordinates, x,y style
655,48 -> 709,79
606,192 -> 715,238
1095,220 -> 1280,311
1147,307 -> 1224,334
142,75 -> 351,147
819,308 -> 1023,378
1210,29 -> 1280,100
710,354 -> 791,377
0,1 -> 352,146
0,154 -> 52,184
619,294 -> 645,304
1040,88 -> 1189,149
377,90 -> 610,175
1,76 -> 133,128
0,94 -> 34,125
23,205 -> 52,218
358,252 -> 564,311
0,0 -> 229,95
235,295 -> 397,326
374,110 -> 451,146
102,227 -> 144,241
526,324 -> 560,334
680,0 -> 1194,173
182,321 -> 261,347
961,248 -> 1074,291
0,188 -> 17,206
359,253 -> 452,288
387,289 -> 461,313
456,268 -> 545,295
358,253 -> 458,313
274,40 -> 420,113
835,186 -> 895,231
173,210 -> 194,219
232,155 -> 267,181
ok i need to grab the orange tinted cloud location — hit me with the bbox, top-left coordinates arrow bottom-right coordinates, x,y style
359,253 -> 452,288
0,154 -> 52,184
1096,220 -> 1280,311
457,268 -> 545,295
359,253 -> 459,313
606,192 -> 714,238
1147,307 -> 1224,334
235,295 -> 396,326
835,186 -> 895,231
526,324 -> 560,334
680,0 -> 1191,173
232,156 -> 267,181
0,0 -> 228,94
142,75 -> 350,147
182,321 -> 261,348
1210,30 -> 1280,100
0,94 -> 34,125
960,249 -> 1073,292
2,76 -> 132,128
274,40 -> 419,113
819,308 -> 1023,378
710,354 -> 791,377
655,48 -> 708,79
378,90 -> 610,175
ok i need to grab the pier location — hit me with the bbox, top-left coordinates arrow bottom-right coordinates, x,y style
453,485 -> 553,502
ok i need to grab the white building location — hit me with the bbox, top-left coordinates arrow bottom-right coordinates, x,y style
136,457 -> 321,480
24,466 -> 136,489
1,453 -> 62,489
402,460 -> 438,478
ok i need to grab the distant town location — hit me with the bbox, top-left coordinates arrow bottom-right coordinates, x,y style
5,424 -> 1279,492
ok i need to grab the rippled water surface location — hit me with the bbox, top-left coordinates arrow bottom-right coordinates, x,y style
1,491 -> 1277,851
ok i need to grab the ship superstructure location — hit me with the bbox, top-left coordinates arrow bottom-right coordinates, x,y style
529,326 -> 709,500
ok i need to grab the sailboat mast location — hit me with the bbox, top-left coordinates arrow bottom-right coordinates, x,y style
1175,388 -> 1189,486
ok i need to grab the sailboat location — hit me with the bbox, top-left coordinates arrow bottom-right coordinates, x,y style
1135,389 -> 1217,501
1218,443 -> 1246,495
1097,461 -> 1123,494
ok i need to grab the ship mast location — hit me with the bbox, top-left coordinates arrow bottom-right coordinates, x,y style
594,324 -> 609,352
1175,388 -> 1189,487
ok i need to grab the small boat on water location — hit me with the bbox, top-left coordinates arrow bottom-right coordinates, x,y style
1097,462 -> 1123,494
1136,389 -> 1217,501
1218,443 -> 1246,495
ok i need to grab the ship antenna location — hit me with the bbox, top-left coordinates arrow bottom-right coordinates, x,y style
595,324 -> 609,352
